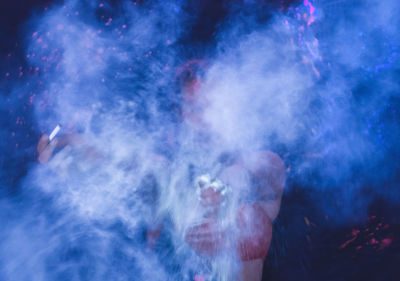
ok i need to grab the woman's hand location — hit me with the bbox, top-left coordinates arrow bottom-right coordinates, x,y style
185,203 -> 273,261
37,134 -> 58,163
185,217 -> 226,257
36,133 -> 88,164
186,191 -> 272,261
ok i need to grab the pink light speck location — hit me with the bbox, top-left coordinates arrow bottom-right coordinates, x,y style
339,236 -> 357,249
370,238 -> 378,245
304,0 -> 315,15
303,0 -> 316,25
30,94 -> 36,104
379,237 -> 393,250
194,275 -> 205,281
105,18 -> 113,26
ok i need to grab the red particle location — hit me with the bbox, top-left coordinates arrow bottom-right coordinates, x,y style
351,229 -> 360,236
339,236 -> 357,249
122,24 -> 127,29
379,237 -> 393,250
356,246 -> 362,250
5,73 -> 9,77
194,275 -> 205,281
105,18 -> 112,26
370,238 -> 378,245
383,224 -> 390,230
99,3 -> 104,7
29,94 -> 36,104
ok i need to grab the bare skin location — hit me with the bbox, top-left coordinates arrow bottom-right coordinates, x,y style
185,151 -> 285,281
181,63 -> 286,281
37,133 -> 100,164
36,62 -> 286,281
238,151 -> 286,281
37,130 -> 164,250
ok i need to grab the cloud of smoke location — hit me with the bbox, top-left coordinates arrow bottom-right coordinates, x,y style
1,0 -> 400,279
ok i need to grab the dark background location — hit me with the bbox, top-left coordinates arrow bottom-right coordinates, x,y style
1,0 -> 399,280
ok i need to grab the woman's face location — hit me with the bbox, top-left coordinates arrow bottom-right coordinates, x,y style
179,60 -> 210,130
182,78 -> 203,125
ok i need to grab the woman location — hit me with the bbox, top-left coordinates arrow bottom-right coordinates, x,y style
180,60 -> 286,281
37,60 -> 286,281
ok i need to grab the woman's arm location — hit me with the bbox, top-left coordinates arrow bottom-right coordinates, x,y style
185,151 -> 286,281
36,133 -> 93,164
237,151 -> 286,281
246,151 -> 286,221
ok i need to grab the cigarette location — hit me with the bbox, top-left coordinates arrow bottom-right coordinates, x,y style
48,124 -> 61,142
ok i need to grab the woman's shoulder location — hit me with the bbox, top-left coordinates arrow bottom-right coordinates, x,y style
243,150 -> 285,175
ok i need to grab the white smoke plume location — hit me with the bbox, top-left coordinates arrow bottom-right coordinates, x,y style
0,0 -> 399,280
